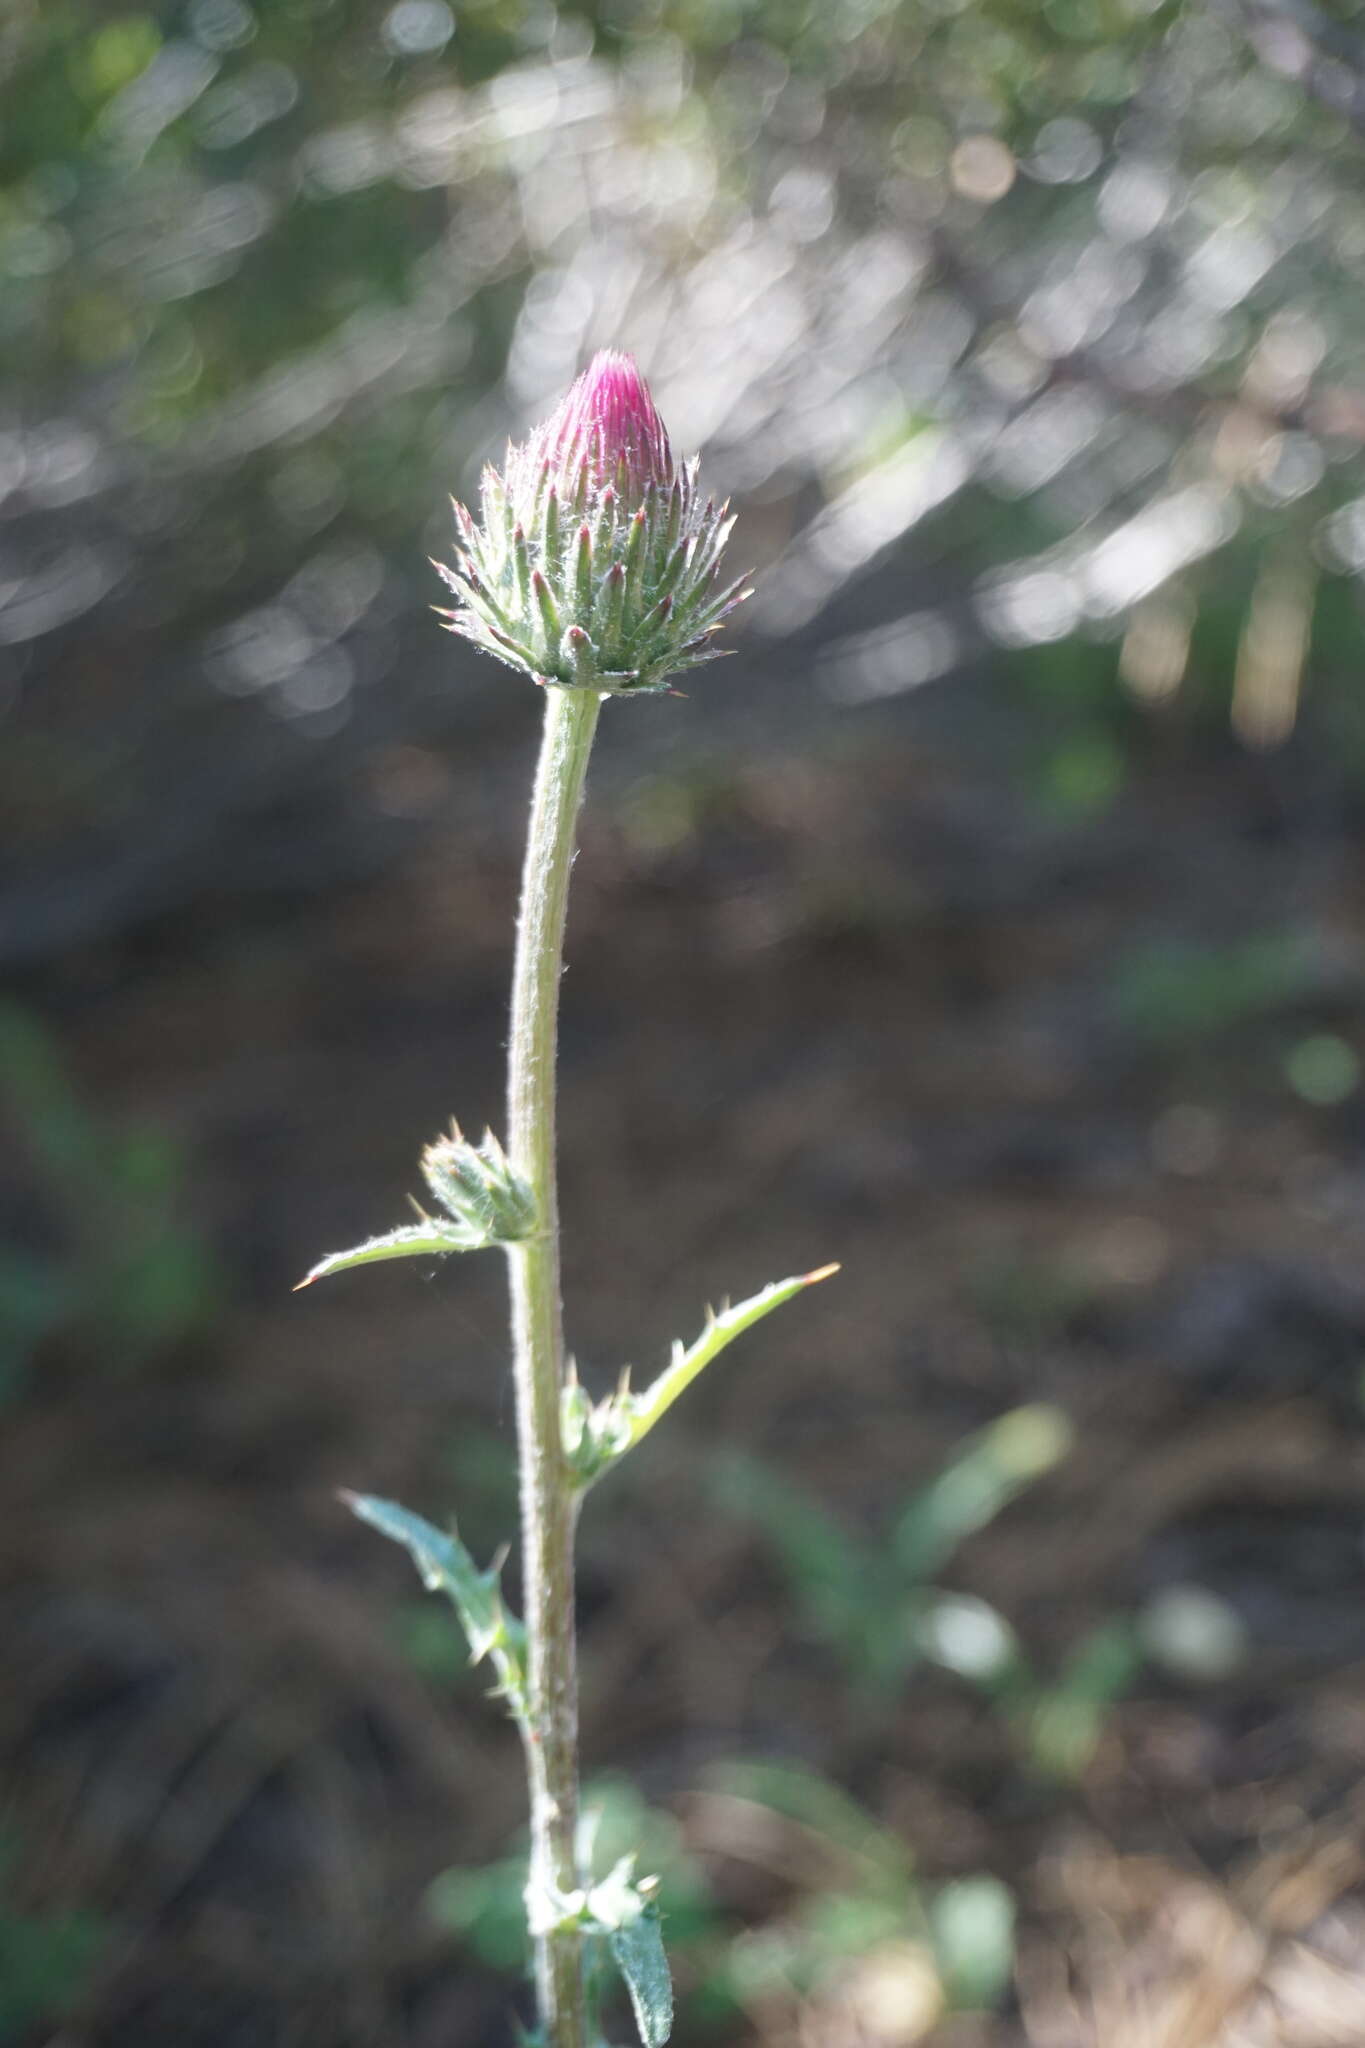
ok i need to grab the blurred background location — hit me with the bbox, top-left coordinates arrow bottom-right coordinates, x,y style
4,0 -> 1365,2041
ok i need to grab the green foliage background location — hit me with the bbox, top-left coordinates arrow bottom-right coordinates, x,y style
3,0 -> 1364,941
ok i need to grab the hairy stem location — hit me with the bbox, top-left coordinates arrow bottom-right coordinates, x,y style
505,683 -> 602,2047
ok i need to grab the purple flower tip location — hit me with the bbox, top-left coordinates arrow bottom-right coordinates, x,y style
447,346 -> 743,693
533,350 -> 673,501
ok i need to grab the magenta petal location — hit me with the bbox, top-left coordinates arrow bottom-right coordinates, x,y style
524,351 -> 673,504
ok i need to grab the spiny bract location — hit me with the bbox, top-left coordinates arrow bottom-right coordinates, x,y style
435,351 -> 749,696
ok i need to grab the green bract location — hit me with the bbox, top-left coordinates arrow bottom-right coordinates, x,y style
421,1124 -> 536,1244
293,1123 -> 533,1289
436,352 -> 749,696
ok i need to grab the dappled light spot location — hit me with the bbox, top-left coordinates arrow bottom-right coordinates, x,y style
11,423 -> 107,509
0,545 -> 123,643
1142,1586 -> 1247,1682
98,41 -> 220,161
1021,238 -> 1146,357
286,546 -> 385,640
1232,551 -> 1314,748
193,61 -> 299,150
187,0 -> 257,52
1285,1033 -> 1360,1108
1318,495 -> 1365,573
977,566 -> 1081,648
1028,117 -> 1102,186
1081,485 -> 1239,616
298,123 -> 393,197
392,86 -> 466,186
755,431 -> 971,630
277,643 -> 355,722
820,611 -> 960,703
949,136 -> 1016,205
382,1 -> 455,58
204,604 -> 315,694
1098,157 -> 1174,241
1119,590 -> 1195,703
768,166 -> 837,245
1184,221 -> 1280,313
986,388 -> 1108,497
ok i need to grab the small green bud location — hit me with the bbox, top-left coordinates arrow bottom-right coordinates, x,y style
420,1124 -> 536,1245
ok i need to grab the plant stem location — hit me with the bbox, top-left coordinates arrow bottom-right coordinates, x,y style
505,682 -> 602,2048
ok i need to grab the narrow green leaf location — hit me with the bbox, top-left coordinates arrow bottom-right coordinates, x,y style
620,1264 -> 839,1457
295,1223 -> 485,1288
580,1855 -> 672,2041
343,1492 -> 527,1718
893,1403 -> 1072,1581
608,1905 -> 672,2047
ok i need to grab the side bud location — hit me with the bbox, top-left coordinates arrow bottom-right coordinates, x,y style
437,351 -> 749,696
421,1125 -> 536,1246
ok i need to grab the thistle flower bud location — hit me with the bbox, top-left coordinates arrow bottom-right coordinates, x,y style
436,351 -> 749,696
420,1125 -> 536,1246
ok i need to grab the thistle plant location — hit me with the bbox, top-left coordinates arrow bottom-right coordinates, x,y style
301,353 -> 836,2048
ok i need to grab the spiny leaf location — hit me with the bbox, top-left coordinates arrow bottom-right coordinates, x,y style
564,1265 -> 839,1486
609,1905 -> 672,2048
622,1264 -> 838,1453
343,1492 -> 527,1716
294,1224 -> 477,1289
582,1859 -> 673,2048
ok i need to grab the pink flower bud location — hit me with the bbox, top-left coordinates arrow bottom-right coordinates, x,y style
519,350 -> 673,506
442,348 -> 747,695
